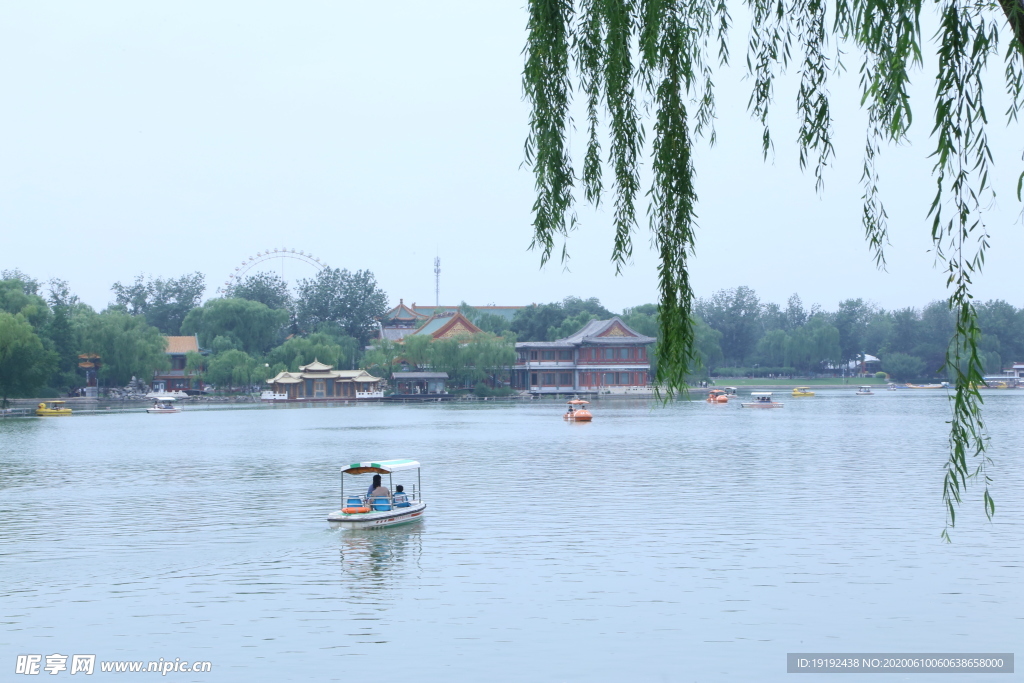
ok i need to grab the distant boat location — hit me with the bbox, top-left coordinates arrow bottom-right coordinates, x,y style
36,401 -> 72,416
741,392 -> 783,408
147,397 -> 181,414
905,383 -> 949,389
327,459 -> 426,529
791,386 -> 815,396
855,386 -> 874,395
706,389 -> 729,403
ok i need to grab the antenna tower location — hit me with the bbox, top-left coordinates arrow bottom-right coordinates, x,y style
433,257 -> 441,307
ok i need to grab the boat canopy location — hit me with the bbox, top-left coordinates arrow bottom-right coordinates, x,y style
155,396 -> 177,402
794,386 -> 810,390
566,399 -> 589,405
750,392 -> 772,397
343,459 -> 421,475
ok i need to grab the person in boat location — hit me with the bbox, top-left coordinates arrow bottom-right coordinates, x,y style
393,485 -> 409,507
366,474 -> 390,500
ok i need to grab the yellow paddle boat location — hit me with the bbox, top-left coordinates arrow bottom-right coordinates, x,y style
36,400 -> 72,416
791,386 -> 815,397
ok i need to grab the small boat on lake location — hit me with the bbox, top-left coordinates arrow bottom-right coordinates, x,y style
856,386 -> 874,395
327,459 -> 426,529
564,398 -> 593,421
36,401 -> 72,417
791,386 -> 815,397
723,387 -> 738,396
740,392 -> 783,408
706,389 -> 729,403
147,397 -> 181,413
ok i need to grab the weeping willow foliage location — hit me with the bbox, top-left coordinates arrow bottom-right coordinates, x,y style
524,0 -> 1024,536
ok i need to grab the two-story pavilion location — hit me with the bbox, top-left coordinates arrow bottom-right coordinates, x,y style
512,317 -> 655,394
265,360 -> 384,399
153,335 -> 206,394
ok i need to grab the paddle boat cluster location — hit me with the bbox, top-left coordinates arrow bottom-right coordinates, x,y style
327,459 -> 426,530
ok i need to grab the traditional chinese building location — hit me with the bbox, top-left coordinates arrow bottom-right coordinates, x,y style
512,317 -> 655,394
265,360 -> 384,399
379,299 -> 430,341
406,311 -> 483,339
152,335 -> 205,394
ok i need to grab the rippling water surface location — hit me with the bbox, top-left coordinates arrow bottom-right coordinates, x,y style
1,392 -> 1021,681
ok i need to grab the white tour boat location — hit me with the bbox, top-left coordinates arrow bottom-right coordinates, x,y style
146,397 -> 181,414
327,459 -> 426,529
740,392 -> 784,408
856,386 -> 874,395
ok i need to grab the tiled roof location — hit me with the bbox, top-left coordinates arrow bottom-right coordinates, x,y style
411,305 -> 525,322
164,335 -> 199,354
516,317 -> 655,348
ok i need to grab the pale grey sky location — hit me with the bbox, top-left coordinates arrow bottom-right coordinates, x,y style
1,2 -> 1021,314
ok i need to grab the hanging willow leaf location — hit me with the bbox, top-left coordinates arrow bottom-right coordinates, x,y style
523,0 -> 1024,535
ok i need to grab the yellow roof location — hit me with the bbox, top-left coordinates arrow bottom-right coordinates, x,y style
164,335 -> 200,354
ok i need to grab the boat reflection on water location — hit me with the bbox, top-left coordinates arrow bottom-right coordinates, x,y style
335,524 -> 423,586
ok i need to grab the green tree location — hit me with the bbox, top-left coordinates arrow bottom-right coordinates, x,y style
45,279 -> 82,391
0,311 -> 55,405
547,310 -> 597,340
205,349 -> 265,391
111,272 -> 206,334
621,304 -> 659,338
294,268 -> 388,345
400,334 -> 434,368
362,338 -> 401,382
883,353 -> 928,382
463,333 -> 517,385
696,287 -> 762,366
82,311 -> 169,386
180,298 -> 289,355
0,274 -> 51,330
265,332 -> 354,371
185,351 -> 206,387
226,272 -> 292,311
523,0 -> 1024,533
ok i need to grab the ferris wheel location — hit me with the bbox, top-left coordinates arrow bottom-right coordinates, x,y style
218,248 -> 329,294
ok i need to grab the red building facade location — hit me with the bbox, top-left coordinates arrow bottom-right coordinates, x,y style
512,318 -> 655,394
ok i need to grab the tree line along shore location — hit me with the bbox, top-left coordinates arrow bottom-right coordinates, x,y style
2,269 -> 1022,404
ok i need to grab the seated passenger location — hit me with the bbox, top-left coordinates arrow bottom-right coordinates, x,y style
393,485 -> 409,507
367,474 -> 391,499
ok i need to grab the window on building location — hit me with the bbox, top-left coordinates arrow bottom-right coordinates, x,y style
171,356 -> 186,370
530,351 -> 538,360
558,350 -> 573,360
541,373 -> 556,385
531,373 -> 538,385
604,372 -> 616,384
602,348 -> 613,359
616,372 -> 630,384
541,350 -> 555,360
618,348 -> 631,359
639,347 -> 647,359
558,372 -> 572,385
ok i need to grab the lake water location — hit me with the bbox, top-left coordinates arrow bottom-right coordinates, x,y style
1,392 -> 1021,681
